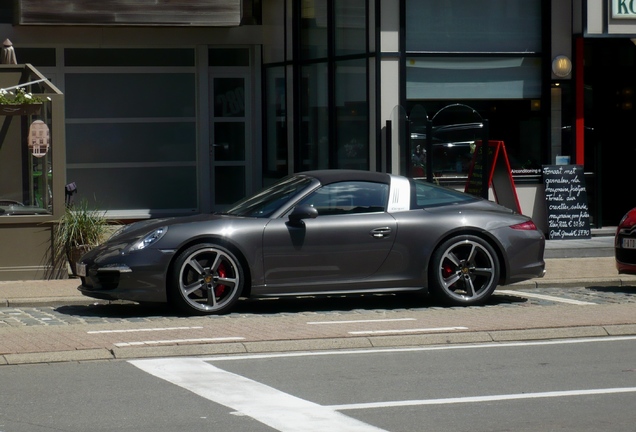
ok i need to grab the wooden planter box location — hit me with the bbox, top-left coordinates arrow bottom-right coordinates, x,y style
0,103 -> 42,116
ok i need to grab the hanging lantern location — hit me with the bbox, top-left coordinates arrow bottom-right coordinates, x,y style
28,120 -> 50,157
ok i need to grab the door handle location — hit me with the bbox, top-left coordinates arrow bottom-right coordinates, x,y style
370,227 -> 391,238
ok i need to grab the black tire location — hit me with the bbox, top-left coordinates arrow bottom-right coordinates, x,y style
169,243 -> 244,315
428,235 -> 499,306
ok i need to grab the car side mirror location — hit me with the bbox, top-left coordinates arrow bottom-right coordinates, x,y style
288,204 -> 318,226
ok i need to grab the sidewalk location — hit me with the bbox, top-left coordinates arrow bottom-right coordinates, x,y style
1,235 -> 636,366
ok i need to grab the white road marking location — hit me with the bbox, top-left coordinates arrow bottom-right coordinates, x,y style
307,318 -> 416,325
115,337 -> 244,347
130,337 -> 636,430
328,387 -> 636,410
130,358 -> 388,432
87,326 -> 204,334
349,326 -> 469,335
497,290 -> 597,305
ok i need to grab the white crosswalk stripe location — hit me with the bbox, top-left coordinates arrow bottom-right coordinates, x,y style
130,357 -> 388,432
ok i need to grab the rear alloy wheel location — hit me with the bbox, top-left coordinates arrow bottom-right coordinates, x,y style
170,243 -> 244,315
429,235 -> 499,305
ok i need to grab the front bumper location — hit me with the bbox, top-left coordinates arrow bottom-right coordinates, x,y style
77,246 -> 174,303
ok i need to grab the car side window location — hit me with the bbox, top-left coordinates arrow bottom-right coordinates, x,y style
412,179 -> 475,208
298,181 -> 388,216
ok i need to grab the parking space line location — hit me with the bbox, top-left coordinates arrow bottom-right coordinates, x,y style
349,326 -> 468,335
88,326 -> 203,334
328,387 -> 636,410
497,290 -> 597,305
307,318 -> 416,325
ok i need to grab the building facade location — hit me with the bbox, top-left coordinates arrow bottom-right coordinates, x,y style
0,0 -> 633,279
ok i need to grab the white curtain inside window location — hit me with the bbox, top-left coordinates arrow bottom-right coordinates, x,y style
406,57 -> 541,99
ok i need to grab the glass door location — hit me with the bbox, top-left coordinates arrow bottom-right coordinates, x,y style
208,49 -> 252,209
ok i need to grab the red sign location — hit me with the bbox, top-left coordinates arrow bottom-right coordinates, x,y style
464,140 -> 521,213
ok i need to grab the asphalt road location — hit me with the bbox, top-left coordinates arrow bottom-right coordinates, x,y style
1,337 -> 635,432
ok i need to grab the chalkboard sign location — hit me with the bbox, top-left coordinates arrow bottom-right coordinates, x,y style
542,164 -> 591,240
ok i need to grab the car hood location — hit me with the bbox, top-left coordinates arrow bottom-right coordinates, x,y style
108,213 -> 243,242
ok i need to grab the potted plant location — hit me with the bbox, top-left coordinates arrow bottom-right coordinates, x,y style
53,200 -> 109,277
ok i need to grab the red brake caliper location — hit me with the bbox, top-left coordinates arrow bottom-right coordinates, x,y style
215,263 -> 227,297
442,263 -> 454,279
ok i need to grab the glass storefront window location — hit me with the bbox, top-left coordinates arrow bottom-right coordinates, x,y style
65,73 -> 195,118
408,100 -> 542,178
335,58 -> 368,170
64,49 -> 197,213
299,62 -> 329,171
67,166 -> 197,209
264,66 -> 288,182
215,166 -> 245,205
67,123 -> 196,164
265,0 -> 371,178
406,0 -> 544,181
14,48 -> 56,67
262,0 -> 286,64
335,0 -> 367,56
300,0 -> 328,60
406,0 -> 541,53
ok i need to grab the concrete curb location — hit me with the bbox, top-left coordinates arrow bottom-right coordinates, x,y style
511,278 -> 636,289
3,325 -> 636,366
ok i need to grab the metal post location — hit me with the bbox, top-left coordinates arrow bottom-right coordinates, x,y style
385,120 -> 392,173
426,119 -> 433,182
481,120 -> 490,199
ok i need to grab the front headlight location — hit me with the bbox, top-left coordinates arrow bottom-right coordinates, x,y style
128,227 -> 168,252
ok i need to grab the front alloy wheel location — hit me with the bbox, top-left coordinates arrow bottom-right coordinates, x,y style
170,243 -> 244,315
429,235 -> 499,305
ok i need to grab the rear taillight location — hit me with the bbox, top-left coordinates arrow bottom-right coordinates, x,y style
510,221 -> 538,231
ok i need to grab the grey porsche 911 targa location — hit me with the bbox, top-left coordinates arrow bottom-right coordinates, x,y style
77,170 -> 545,315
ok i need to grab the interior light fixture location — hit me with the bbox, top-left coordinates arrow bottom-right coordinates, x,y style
552,55 -> 572,78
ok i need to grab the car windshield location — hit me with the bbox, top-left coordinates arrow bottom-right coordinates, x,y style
225,175 -> 314,218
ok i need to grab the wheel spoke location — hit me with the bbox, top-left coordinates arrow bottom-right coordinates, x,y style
473,266 -> 494,278
187,257 -> 205,275
466,244 -> 478,263
210,253 -> 222,273
463,276 -> 477,296
442,272 -> 461,288
206,286 -> 218,306
445,251 -> 461,267
184,279 -> 204,296
216,276 -> 236,288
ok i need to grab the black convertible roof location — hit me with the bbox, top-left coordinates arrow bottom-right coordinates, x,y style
297,169 -> 392,186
